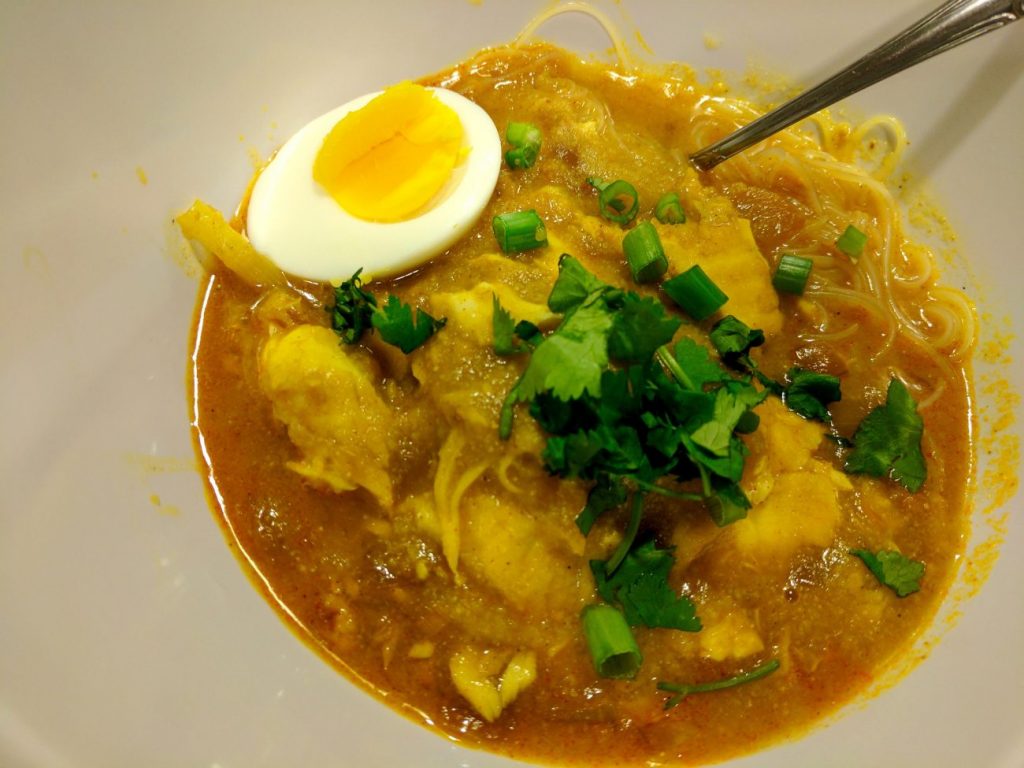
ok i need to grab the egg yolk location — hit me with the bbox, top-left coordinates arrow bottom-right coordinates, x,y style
313,82 -> 465,223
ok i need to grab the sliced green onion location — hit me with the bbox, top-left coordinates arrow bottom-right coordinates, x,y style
836,225 -> 868,258
504,121 -> 541,169
658,658 -> 780,709
582,604 -> 643,679
772,253 -> 813,295
622,221 -> 668,283
588,178 -> 639,225
492,210 -> 547,253
654,192 -> 686,224
662,265 -> 728,320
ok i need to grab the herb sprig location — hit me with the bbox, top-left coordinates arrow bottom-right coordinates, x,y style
329,269 -> 445,353
851,548 -> 925,597
844,378 -> 927,492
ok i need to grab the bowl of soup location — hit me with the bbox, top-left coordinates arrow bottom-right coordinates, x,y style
1,2 -> 1021,767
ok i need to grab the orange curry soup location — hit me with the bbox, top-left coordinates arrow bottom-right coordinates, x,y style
189,44 -> 972,766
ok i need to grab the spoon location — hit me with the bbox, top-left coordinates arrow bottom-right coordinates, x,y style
690,0 -> 1023,171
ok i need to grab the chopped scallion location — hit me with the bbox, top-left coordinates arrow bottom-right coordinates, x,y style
581,604 -> 643,679
772,253 -> 813,295
623,221 -> 668,283
654,192 -> 686,224
492,210 -> 547,253
836,225 -> 868,258
504,121 -> 542,169
662,265 -> 728,320
589,178 -> 639,225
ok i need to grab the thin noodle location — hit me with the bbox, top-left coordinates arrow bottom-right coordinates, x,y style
515,2 -> 633,67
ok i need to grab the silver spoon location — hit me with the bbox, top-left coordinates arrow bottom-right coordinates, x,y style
690,0 -> 1023,171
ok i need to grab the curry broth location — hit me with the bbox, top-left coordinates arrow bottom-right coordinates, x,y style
191,45 -> 971,766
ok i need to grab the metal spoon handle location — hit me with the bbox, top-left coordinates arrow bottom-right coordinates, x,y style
690,0 -> 1024,171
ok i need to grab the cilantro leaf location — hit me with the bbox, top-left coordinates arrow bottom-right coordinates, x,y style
709,315 -> 765,359
492,294 -> 521,355
691,385 -> 766,457
850,548 -> 925,597
706,315 -> 782,394
492,294 -> 543,356
595,366 -> 646,425
670,338 -> 732,391
330,269 -> 377,344
645,365 -> 716,431
591,541 -> 701,631
370,295 -> 446,354
516,297 -> 614,401
844,378 -> 927,492
329,269 -> 445,353
607,293 -> 682,364
547,254 -> 610,313
783,367 -> 841,423
544,424 -> 647,479
529,393 -> 591,436
679,432 -> 747,484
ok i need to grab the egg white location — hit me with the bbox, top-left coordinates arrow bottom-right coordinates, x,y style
246,87 -> 501,282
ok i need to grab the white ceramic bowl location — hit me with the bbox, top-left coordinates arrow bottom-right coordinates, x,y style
2,2 -> 1021,766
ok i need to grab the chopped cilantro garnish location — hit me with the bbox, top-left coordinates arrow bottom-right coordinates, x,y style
547,254 -> 610,313
708,315 -> 766,361
850,548 -> 925,596
706,319 -> 845,424
329,269 -> 445,354
515,296 -> 616,402
591,540 -> 701,632
371,295 -> 446,353
492,294 -> 520,355
501,258 -> 771,516
491,294 -> 539,356
607,293 -> 681,364
844,378 -> 927,492
783,367 -> 841,423
658,338 -> 731,391
330,269 -> 377,345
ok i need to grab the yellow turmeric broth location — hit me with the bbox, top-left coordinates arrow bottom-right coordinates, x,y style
191,44 -> 972,765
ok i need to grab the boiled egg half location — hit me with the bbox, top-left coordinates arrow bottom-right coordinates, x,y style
247,82 -> 501,282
